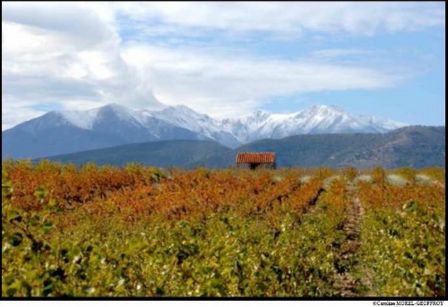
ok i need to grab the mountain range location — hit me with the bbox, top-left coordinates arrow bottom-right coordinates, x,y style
34,126 -> 445,169
2,103 -> 406,159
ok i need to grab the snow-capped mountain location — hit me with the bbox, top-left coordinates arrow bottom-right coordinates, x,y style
220,105 -> 405,143
150,105 -> 240,147
2,103 -> 406,159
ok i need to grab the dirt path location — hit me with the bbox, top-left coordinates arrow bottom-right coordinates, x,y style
333,181 -> 364,297
292,187 -> 326,226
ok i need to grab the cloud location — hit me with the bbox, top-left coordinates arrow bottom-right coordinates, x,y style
2,2 -> 162,126
312,49 -> 375,58
2,106 -> 44,131
120,44 -> 402,118
2,2 -> 118,49
1,2 -> 444,129
109,2 -> 444,37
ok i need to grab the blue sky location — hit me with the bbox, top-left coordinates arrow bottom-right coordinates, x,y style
2,2 -> 445,129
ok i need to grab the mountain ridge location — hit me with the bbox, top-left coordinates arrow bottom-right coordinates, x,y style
3,103 -> 407,159
31,126 -> 445,169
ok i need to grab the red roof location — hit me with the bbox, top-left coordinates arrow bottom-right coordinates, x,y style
236,152 -> 276,164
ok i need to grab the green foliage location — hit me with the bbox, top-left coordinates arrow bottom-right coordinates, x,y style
355,178 -> 445,297
1,162 -> 445,297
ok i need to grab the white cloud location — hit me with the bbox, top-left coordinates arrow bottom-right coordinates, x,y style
2,2 -> 162,126
312,49 -> 375,58
1,2 -> 444,129
120,44 -> 402,118
1,96 -> 45,131
2,2 -> 118,49
106,2 -> 444,37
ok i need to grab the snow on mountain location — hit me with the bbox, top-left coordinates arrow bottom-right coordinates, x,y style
218,105 -> 405,143
151,105 -> 219,138
3,103 -> 205,159
148,105 -> 240,147
56,103 -> 407,142
59,108 -> 99,130
266,105 -> 376,138
3,103 -> 407,159
358,114 -> 406,131
59,103 -> 143,130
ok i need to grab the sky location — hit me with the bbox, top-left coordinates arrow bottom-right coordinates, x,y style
2,2 -> 445,130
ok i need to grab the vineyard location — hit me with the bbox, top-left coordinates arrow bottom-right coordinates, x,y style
1,160 -> 445,297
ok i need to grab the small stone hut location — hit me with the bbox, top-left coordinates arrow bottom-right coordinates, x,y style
235,152 -> 276,170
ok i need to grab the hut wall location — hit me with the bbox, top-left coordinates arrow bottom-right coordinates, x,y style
237,162 -> 276,169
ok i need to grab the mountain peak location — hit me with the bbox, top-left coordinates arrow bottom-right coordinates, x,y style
172,104 -> 195,110
99,103 -> 131,113
304,104 -> 345,113
161,104 -> 200,115
245,109 -> 270,121
54,102 -> 407,142
3,102 -> 409,159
